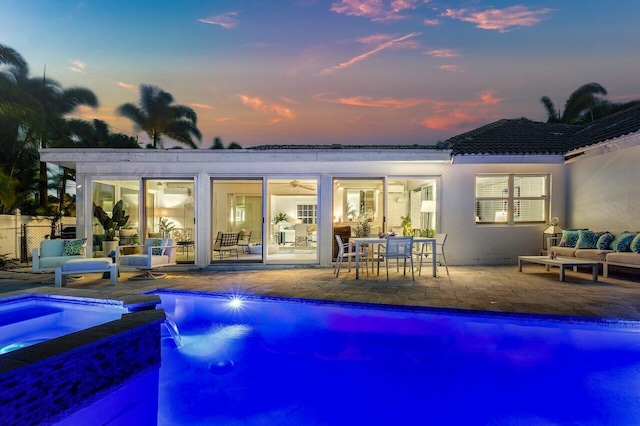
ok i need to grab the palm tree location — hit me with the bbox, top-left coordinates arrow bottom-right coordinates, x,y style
117,85 -> 201,149
540,82 -> 640,125
541,83 -> 607,124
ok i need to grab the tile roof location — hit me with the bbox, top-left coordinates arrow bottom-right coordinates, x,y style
447,105 -> 640,156
567,104 -> 640,151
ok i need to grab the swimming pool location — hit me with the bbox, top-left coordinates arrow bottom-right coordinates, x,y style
155,290 -> 640,425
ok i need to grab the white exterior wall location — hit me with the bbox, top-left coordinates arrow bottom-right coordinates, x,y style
440,161 -> 567,265
42,148 -> 568,267
568,143 -> 640,233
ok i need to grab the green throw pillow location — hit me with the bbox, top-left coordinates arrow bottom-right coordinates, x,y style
575,230 -> 605,249
610,232 -> 637,252
151,239 -> 164,255
596,232 -> 614,250
559,230 -> 582,248
630,234 -> 640,254
62,238 -> 86,256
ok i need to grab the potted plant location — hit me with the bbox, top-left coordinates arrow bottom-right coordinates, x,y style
401,215 -> 412,236
420,228 -> 436,238
93,200 -> 129,254
273,213 -> 287,231
158,217 -> 176,238
354,217 -> 371,238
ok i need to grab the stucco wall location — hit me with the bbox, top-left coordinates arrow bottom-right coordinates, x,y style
440,162 -> 567,265
50,149 -> 569,267
567,144 -> 640,233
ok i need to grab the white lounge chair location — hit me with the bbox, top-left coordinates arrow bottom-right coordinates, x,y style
117,238 -> 177,280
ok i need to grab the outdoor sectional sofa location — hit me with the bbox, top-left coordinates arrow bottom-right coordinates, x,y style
549,230 -> 640,278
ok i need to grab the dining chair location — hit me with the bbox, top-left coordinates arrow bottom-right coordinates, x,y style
415,233 -> 449,276
384,236 -> 414,281
334,235 -> 368,278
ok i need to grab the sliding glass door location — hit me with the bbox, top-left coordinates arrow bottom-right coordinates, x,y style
145,179 -> 195,263
211,179 -> 263,263
266,178 -> 318,263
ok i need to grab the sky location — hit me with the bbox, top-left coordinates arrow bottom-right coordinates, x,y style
2,0 -> 639,148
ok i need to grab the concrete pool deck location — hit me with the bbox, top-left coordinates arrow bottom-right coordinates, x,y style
1,264 -> 640,320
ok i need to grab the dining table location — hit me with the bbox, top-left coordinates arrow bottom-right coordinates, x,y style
349,236 -> 437,279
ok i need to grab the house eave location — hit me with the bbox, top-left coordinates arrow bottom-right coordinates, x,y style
564,130 -> 640,163
39,148 -> 453,169
451,154 -> 566,164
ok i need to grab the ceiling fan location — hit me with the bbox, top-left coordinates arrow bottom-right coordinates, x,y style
289,180 -> 315,191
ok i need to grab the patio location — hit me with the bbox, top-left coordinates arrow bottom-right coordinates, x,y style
2,264 -> 640,320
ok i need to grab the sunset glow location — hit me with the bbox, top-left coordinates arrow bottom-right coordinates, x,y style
2,0 -> 638,147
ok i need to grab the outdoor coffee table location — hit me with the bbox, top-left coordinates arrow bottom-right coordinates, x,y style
518,255 -> 599,282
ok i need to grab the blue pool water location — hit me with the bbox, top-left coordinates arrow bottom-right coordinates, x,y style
156,291 -> 640,425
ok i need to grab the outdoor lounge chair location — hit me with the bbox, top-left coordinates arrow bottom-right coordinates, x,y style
117,238 -> 177,280
32,238 -> 87,273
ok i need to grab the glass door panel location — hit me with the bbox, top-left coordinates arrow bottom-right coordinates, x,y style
211,179 -> 263,263
145,179 -> 195,263
266,179 -> 318,263
91,180 -> 139,257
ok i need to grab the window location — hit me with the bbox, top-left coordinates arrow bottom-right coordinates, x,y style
475,175 -> 548,224
297,204 -> 317,224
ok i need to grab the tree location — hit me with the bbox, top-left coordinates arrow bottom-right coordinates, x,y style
209,136 -> 242,149
117,85 -> 201,149
540,82 -> 640,125
0,43 -> 99,212
63,118 -> 140,148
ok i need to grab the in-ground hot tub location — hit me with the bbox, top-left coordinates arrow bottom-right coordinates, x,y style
0,294 -> 128,354
0,292 -> 164,426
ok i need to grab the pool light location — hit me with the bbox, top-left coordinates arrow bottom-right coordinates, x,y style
228,297 -> 243,309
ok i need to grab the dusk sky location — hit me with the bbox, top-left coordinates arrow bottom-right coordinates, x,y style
2,0 -> 639,148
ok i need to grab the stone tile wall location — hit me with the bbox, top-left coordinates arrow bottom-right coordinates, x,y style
0,309 -> 165,426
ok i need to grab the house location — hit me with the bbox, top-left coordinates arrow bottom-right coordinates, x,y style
40,105 -> 640,269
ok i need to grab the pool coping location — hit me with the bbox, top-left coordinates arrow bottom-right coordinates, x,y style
152,288 -> 640,330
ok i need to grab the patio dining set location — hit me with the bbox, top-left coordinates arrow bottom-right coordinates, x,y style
334,234 -> 449,281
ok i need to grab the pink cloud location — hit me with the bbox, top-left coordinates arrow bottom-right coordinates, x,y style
443,5 -> 552,33
198,12 -> 238,29
69,59 -> 86,73
422,110 -> 479,130
320,32 -> 420,75
117,82 -> 136,91
425,48 -> 458,58
439,64 -> 465,72
421,91 -> 503,130
424,18 -> 439,26
238,94 -> 294,124
330,0 -> 423,22
318,94 -> 426,109
189,103 -> 213,110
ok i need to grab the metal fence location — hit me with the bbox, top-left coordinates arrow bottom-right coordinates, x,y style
0,223 -> 74,263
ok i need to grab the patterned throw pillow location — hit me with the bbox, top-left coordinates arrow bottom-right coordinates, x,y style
610,232 -> 637,252
151,239 -> 164,255
630,234 -> 640,254
62,238 -> 86,256
558,230 -> 582,248
575,230 -> 605,249
596,232 -> 614,250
